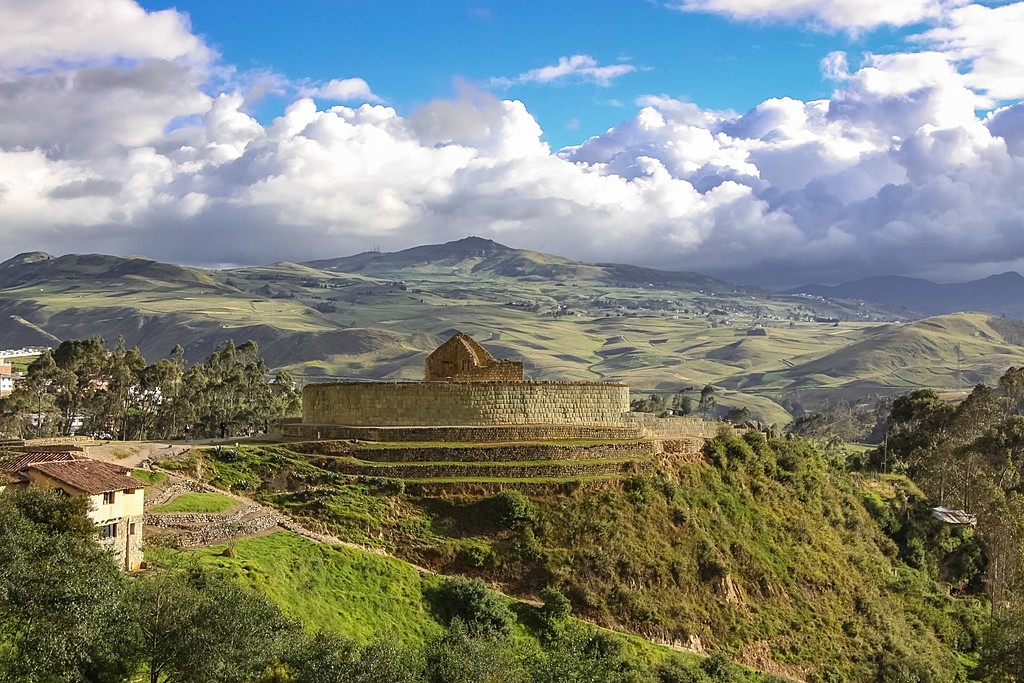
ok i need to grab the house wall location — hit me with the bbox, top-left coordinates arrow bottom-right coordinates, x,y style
22,471 -> 145,571
303,381 -> 631,427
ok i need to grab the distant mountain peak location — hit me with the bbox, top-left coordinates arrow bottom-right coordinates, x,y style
441,236 -> 508,253
788,271 -> 1024,319
2,251 -> 52,267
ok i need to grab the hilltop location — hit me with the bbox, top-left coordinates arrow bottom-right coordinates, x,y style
3,239 -> 1024,422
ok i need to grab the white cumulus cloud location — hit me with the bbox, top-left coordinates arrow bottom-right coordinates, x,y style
916,3 -> 1024,101
306,77 -> 385,104
667,0 -> 947,32
491,54 -> 636,88
2,0 -> 1024,288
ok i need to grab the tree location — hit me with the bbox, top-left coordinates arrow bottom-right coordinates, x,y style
699,384 -> 717,420
180,340 -> 277,438
424,620 -> 526,683
528,622 -> 633,683
0,489 -> 138,683
978,604 -> 1024,682
133,567 -> 294,683
283,632 -> 424,683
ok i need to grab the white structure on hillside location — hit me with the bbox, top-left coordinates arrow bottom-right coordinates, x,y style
2,452 -> 145,570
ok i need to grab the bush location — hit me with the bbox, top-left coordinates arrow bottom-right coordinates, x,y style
432,577 -> 516,636
492,491 -> 536,528
537,587 -> 572,632
625,477 -> 655,507
701,653 -> 745,682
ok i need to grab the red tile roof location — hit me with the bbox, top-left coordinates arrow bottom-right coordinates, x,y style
8,451 -> 79,472
25,459 -> 145,495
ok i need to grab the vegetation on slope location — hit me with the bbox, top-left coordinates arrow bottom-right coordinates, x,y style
174,434 -> 992,682
2,488 -> 783,683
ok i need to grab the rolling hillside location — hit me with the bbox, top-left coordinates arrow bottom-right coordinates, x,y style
3,239 -> 1023,424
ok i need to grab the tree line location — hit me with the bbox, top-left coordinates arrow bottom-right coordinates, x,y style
871,367 -> 1024,682
0,488 -> 766,683
0,338 -> 301,441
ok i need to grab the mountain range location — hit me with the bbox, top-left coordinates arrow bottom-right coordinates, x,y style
3,238 -> 1024,424
790,271 -> 1024,319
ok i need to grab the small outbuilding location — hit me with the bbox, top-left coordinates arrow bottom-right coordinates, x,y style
425,331 -> 524,382
930,506 -> 977,526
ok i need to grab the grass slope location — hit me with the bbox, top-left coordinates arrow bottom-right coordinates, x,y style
148,532 -> 443,645
167,439 -> 986,681
149,492 -> 238,513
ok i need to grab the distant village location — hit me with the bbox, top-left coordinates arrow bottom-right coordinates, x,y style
0,347 -> 47,397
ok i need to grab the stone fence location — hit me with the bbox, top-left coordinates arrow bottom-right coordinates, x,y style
312,458 -> 652,480
624,414 -> 724,439
298,440 -> 658,463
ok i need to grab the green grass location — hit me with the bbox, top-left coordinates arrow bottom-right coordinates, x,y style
131,469 -> 167,485
146,531 -> 444,645
150,492 -> 239,513
4,355 -> 38,373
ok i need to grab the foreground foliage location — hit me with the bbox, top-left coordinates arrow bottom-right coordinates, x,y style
0,490 -> 775,683
178,435 -> 994,681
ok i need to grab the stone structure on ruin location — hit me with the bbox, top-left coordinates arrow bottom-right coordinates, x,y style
424,332 -> 524,382
282,331 -> 721,446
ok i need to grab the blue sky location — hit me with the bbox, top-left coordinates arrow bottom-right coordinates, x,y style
138,0 -> 916,150
0,0 -> 1022,284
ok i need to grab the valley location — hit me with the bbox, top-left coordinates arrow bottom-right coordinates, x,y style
5,239 -> 1024,426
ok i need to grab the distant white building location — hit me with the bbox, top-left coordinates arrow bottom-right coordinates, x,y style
0,363 -> 13,397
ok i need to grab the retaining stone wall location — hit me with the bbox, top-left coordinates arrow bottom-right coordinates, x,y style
282,423 -> 642,442
346,441 -> 659,463
314,459 -> 651,480
623,413 -> 724,439
302,381 -> 630,427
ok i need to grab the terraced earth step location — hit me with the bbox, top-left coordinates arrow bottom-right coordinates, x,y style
402,474 -> 630,495
348,440 -> 659,463
283,423 -> 644,442
326,457 -> 652,479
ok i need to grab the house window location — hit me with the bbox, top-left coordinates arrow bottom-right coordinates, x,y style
103,491 -> 116,505
101,523 -> 118,539
129,523 -> 136,536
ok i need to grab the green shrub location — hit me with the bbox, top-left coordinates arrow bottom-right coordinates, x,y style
701,652 -> 745,682
492,490 -> 536,528
432,577 -> 516,636
538,587 -> 572,631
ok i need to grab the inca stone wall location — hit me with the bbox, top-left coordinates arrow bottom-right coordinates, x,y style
424,331 -> 524,382
439,361 -> 524,382
302,381 -> 630,427
281,423 -> 643,441
331,441 -> 659,463
623,413 -> 723,439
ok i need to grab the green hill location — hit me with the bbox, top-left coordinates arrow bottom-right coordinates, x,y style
5,241 -> 1021,422
720,313 -> 1024,406
170,437 -> 986,682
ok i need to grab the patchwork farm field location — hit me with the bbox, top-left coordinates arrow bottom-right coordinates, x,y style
4,241 -> 1024,425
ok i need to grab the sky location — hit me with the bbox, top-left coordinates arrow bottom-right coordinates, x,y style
1,1 -> 1023,286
